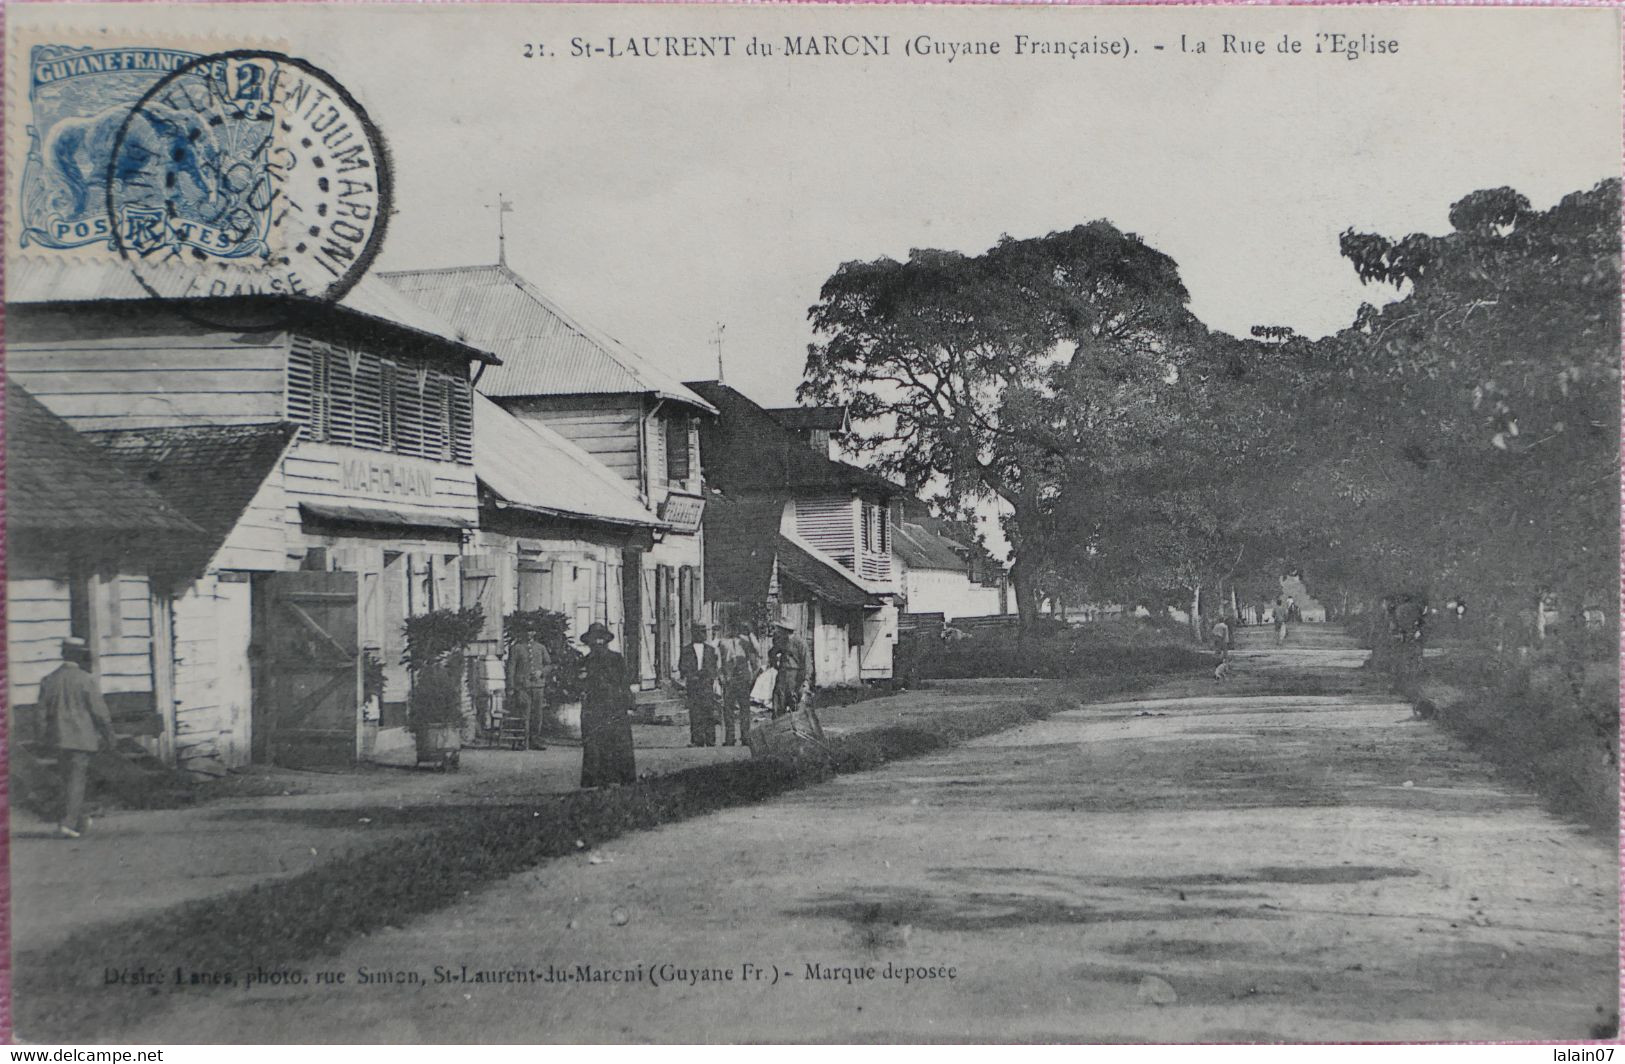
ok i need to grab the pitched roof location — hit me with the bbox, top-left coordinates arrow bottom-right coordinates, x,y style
893,518 -> 970,571
474,393 -> 661,530
685,381 -> 899,499
702,494 -> 879,608
776,537 -> 879,608
6,381 -> 205,543
5,258 -> 499,363
701,495 -> 783,603
380,264 -> 715,412
87,422 -> 300,577
768,406 -> 849,433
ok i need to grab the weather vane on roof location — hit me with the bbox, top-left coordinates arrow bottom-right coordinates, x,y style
495,194 -> 515,266
712,322 -> 726,382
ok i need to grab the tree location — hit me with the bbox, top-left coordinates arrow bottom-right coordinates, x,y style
802,222 -> 1200,627
1279,180 -> 1621,634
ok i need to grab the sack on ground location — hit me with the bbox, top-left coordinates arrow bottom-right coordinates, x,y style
749,667 -> 777,707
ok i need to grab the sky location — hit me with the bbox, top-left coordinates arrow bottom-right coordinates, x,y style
12,5 -> 1621,412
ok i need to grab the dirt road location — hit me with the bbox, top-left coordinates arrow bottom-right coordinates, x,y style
108,631 -> 1619,1042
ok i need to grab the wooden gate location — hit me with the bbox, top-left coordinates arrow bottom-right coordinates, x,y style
253,570 -> 362,768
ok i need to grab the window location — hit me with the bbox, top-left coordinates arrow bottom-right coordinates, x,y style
665,416 -> 690,483
861,502 -> 888,556
287,337 -> 472,464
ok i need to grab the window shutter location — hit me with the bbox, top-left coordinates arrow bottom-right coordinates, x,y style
451,377 -> 474,464
309,343 -> 331,441
353,354 -> 385,450
379,360 -> 399,454
327,344 -> 356,447
286,337 -> 315,426
665,416 -> 690,482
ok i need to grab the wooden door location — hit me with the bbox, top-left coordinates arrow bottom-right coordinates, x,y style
860,604 -> 897,680
655,564 -> 675,682
637,562 -> 656,687
253,570 -> 361,768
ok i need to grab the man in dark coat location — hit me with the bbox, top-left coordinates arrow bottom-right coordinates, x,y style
680,623 -> 720,746
770,620 -> 809,719
39,637 -> 115,838
578,623 -> 636,788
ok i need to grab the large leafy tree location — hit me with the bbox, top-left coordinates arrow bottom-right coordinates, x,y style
1280,180 -> 1621,630
801,222 -> 1200,626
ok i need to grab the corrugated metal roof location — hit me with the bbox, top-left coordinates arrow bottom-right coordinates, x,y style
380,264 -> 715,412
893,519 -> 970,571
474,392 -> 661,529
4,258 -> 499,362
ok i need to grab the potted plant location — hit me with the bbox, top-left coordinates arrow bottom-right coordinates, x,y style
545,644 -> 587,739
403,606 -> 485,770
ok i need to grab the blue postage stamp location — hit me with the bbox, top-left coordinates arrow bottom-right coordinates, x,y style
18,43 -> 276,260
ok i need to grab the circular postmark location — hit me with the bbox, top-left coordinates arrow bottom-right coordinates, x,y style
104,49 -> 391,329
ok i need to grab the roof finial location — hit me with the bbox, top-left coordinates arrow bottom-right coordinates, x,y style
712,322 -> 726,382
497,194 -> 514,266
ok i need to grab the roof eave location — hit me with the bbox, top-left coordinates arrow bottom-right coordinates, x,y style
488,495 -> 666,532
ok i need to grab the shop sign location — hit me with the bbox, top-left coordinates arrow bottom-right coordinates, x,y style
339,455 -> 435,500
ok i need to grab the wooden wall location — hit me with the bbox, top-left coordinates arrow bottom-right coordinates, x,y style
6,330 -> 286,431
172,574 -> 254,775
504,396 -> 645,486
7,565 -> 73,713
810,601 -> 863,687
792,496 -> 857,564
282,440 -> 479,528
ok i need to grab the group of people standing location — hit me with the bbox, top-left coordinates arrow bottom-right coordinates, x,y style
564,617 -> 814,791
681,619 -> 809,747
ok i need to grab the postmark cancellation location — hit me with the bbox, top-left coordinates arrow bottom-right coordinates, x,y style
8,31 -> 390,305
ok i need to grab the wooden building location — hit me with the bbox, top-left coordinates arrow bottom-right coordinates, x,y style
382,264 -> 717,690
688,381 -> 901,685
6,383 -> 206,761
7,260 -> 499,771
465,391 -> 665,664
892,502 -> 1010,622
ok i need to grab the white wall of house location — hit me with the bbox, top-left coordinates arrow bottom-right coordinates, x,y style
6,561 -> 162,710
171,574 -> 254,776
903,567 -> 1007,621
809,602 -> 862,687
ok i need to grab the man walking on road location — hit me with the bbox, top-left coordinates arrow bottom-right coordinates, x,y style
1274,598 -> 1290,646
770,620 -> 809,719
39,637 -> 115,839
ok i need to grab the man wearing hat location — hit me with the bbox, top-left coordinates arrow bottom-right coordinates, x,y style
577,623 -> 636,787
679,623 -> 720,747
39,637 -> 115,838
770,619 -> 809,719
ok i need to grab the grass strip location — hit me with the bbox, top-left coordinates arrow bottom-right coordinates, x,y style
15,669 -> 1175,1040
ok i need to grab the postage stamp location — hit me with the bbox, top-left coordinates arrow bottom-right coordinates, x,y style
11,35 -> 390,305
